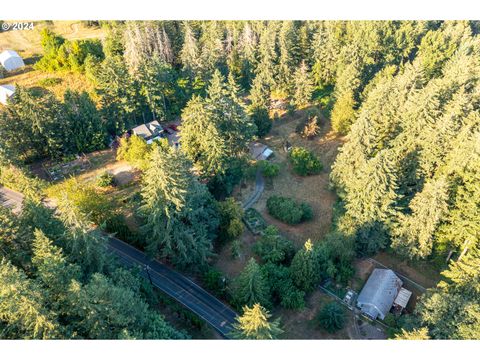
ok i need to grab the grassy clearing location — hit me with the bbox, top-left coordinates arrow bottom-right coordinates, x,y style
0,21 -> 105,57
0,68 -> 96,100
0,21 -> 101,101
275,290 -> 355,339
240,107 -> 343,247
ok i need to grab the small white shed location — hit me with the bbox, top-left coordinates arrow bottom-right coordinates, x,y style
0,85 -> 15,105
250,142 -> 274,161
0,50 -> 25,72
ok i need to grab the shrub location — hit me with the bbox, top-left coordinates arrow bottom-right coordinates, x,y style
288,147 -> 323,176
280,285 -> 306,310
258,160 -> 280,178
0,165 -> 46,201
51,178 -> 113,224
202,267 -> 227,298
231,239 -> 242,259
105,214 -> 142,246
316,302 -> 346,333
250,106 -> 272,138
97,171 -> 115,187
253,225 -> 295,264
266,196 -> 313,225
116,136 -> 151,170
301,115 -> 321,139
217,198 -> 244,244
38,77 -> 63,87
261,263 -> 305,310
300,202 -> 314,221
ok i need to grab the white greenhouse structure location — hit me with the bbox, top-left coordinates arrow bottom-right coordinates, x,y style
0,50 -> 25,72
0,85 -> 15,105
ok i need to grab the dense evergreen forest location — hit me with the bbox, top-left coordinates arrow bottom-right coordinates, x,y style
1,20 -> 479,339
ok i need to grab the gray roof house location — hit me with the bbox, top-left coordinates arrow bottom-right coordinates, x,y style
131,120 -> 164,144
356,269 -> 403,320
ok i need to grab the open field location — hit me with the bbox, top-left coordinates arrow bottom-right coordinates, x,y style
0,21 -> 102,100
237,107 -> 343,247
0,68 -> 96,100
0,21 -> 105,57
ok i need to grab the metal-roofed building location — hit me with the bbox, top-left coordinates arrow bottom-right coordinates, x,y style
356,268 -> 403,320
393,287 -> 412,311
0,84 -> 15,105
250,142 -> 273,161
0,50 -> 25,72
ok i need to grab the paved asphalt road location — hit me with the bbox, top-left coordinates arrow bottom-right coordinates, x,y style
107,237 -> 237,337
0,186 -> 238,338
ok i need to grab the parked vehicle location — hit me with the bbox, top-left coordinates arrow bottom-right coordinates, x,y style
167,124 -> 179,132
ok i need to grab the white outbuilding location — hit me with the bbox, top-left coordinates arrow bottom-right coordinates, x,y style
0,85 -> 15,105
0,50 -> 25,72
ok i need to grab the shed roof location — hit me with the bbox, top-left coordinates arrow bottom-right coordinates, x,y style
250,142 -> 273,161
357,268 -> 402,320
0,50 -> 25,72
394,287 -> 412,309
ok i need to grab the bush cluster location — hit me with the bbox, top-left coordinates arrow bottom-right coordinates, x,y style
288,147 -> 323,176
258,160 -> 280,178
266,195 -> 313,225
97,171 -> 115,187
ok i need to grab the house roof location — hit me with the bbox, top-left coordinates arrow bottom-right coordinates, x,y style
250,142 -> 273,161
394,287 -> 412,309
357,268 -> 402,320
132,120 -> 163,140
0,50 -> 25,72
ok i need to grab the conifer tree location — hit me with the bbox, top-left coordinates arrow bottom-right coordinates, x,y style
93,56 -> 142,134
395,328 -> 430,340
181,70 -> 256,178
62,90 -> 106,154
407,249 -> 480,339
392,178 -> 449,259
290,239 -> 321,293
180,22 -> 200,79
140,146 -> 218,268
292,60 -> 314,109
0,260 -> 61,339
231,303 -> 283,340
238,22 -> 258,89
331,60 -> 362,134
198,21 -> 225,77
67,273 -> 184,339
31,229 -> 80,300
233,258 -> 271,308
56,188 -> 108,276
137,57 -> 175,120
276,21 -> 299,95
0,206 -> 30,266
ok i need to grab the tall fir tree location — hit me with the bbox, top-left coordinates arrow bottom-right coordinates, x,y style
231,303 -> 283,340
139,146 -> 218,269
233,258 -> 271,308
